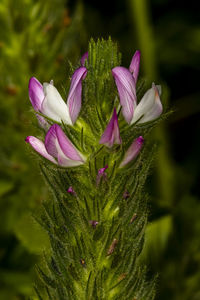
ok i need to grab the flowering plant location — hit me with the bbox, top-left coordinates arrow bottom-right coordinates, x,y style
26,38 -> 164,299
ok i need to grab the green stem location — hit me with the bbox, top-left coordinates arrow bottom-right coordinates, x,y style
128,0 -> 157,80
128,0 -> 175,207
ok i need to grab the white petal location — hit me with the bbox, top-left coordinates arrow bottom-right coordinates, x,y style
41,83 -> 72,125
57,151 -> 84,167
138,92 -> 163,123
131,83 -> 162,124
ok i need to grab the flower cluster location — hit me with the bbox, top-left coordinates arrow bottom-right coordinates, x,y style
26,51 -> 163,168
112,50 -> 162,124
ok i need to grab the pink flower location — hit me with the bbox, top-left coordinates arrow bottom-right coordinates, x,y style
112,51 -> 163,125
28,67 -> 87,125
25,124 -> 85,167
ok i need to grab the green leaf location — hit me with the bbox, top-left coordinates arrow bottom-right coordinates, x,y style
140,215 -> 173,264
0,180 -> 14,197
14,213 -> 50,254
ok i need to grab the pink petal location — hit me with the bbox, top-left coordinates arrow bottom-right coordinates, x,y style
99,108 -> 122,148
45,124 -> 85,167
112,67 -> 137,124
28,77 -> 44,111
67,67 -> 87,124
45,124 -> 58,157
80,52 -> 88,66
120,136 -> 144,167
25,136 -> 57,164
55,124 -> 84,162
129,50 -> 140,83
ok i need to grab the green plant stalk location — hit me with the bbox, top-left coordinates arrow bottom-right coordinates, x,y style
31,38 -> 163,299
128,0 -> 175,207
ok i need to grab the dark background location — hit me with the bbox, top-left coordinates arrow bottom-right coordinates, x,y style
0,0 -> 199,299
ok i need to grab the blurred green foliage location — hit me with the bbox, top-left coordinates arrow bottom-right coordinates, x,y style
0,0 -> 86,298
0,0 -> 199,299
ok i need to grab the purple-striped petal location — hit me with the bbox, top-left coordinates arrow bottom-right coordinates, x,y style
44,124 -> 85,167
120,136 -> 144,167
131,83 -> 163,124
129,50 -> 140,83
55,124 -> 84,162
28,77 -> 44,111
112,67 -> 137,124
26,124 -> 85,167
67,67 -> 87,124
80,52 -> 88,66
25,136 -> 57,164
99,108 -> 122,148
45,124 -> 58,157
